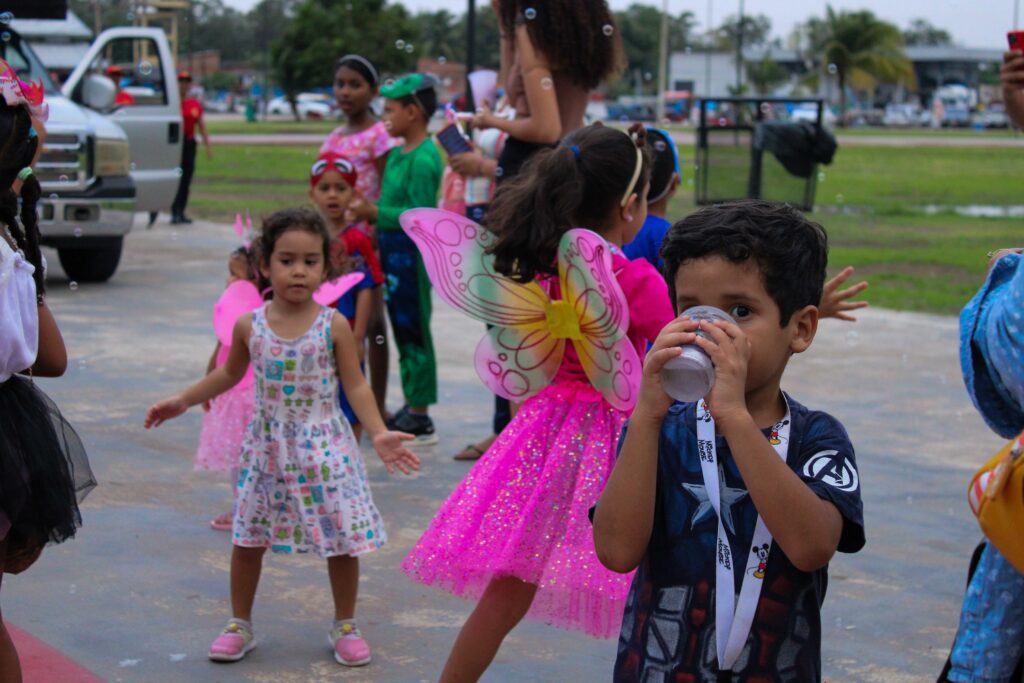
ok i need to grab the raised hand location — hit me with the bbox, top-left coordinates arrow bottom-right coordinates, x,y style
819,266 -> 869,322
635,317 -> 699,420
372,430 -> 421,475
144,396 -> 189,428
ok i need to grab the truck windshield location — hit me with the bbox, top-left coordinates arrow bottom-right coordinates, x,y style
0,33 -> 58,94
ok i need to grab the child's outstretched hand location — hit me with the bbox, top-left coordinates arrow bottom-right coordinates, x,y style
636,317 -> 699,420
819,266 -> 869,322
372,431 -> 420,475
344,194 -> 378,224
145,396 -> 188,428
693,318 -> 752,431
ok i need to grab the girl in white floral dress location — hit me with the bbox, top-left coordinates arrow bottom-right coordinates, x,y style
145,208 -> 419,668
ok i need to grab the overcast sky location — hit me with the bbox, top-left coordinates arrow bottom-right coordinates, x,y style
222,0 -> 1011,49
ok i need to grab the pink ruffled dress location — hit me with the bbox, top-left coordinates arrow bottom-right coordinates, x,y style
320,121 -> 396,234
402,253 -> 674,638
194,341 -> 255,472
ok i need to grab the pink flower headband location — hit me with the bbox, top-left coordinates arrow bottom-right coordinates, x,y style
0,58 -> 48,122
234,210 -> 255,250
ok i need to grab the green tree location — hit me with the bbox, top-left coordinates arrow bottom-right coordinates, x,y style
272,0 -> 419,119
902,18 -> 953,47
613,3 -> 697,96
796,6 -> 914,125
451,7 -> 502,70
415,9 -> 459,62
746,53 -> 789,95
713,13 -> 774,51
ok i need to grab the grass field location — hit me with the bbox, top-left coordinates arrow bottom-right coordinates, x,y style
191,139 -> 1023,315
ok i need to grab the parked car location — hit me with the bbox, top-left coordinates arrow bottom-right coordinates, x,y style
8,25 -> 182,282
882,103 -> 923,127
971,103 -> 1009,129
790,103 -> 837,127
267,93 -> 334,119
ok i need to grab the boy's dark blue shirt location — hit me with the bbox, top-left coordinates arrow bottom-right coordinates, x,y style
614,395 -> 865,683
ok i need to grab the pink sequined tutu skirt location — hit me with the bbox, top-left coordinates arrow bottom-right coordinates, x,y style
194,379 -> 254,472
402,381 -> 632,639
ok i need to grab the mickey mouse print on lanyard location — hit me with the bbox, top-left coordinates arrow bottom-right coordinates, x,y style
695,397 -> 791,671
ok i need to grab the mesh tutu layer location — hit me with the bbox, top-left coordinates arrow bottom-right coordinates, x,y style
0,375 -> 94,564
194,381 -> 254,472
402,381 -> 633,639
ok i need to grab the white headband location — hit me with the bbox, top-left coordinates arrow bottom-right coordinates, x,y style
620,131 -> 643,207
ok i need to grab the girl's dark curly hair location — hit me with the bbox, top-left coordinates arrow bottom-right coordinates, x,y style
0,100 -> 44,298
486,124 -> 651,283
256,207 -> 338,282
498,0 -> 623,90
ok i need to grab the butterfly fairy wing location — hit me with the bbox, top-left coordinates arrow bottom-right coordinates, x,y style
558,229 -> 641,411
313,272 -> 366,307
401,208 -> 568,398
400,208 -> 550,327
475,325 -> 564,402
213,280 -> 264,346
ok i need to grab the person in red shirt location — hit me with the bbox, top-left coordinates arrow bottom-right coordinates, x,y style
106,65 -> 136,107
170,71 -> 212,225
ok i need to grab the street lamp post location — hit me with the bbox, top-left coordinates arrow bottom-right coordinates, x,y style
466,0 -> 476,110
656,0 -> 669,122
734,0 -> 744,94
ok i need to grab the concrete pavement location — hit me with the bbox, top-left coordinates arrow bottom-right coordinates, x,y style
3,217 -> 1002,682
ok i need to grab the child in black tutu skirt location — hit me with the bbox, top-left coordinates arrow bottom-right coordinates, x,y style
0,62 -> 95,681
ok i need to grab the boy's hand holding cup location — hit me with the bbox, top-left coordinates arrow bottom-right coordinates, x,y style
635,317 -> 700,421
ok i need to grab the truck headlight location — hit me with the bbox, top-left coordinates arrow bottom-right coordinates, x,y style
95,139 -> 131,177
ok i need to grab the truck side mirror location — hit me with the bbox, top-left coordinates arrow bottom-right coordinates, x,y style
82,74 -> 117,111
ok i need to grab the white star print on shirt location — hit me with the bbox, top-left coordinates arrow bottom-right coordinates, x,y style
682,469 -> 749,534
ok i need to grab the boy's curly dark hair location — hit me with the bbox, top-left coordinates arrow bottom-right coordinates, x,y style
0,101 -> 44,298
486,124 -> 651,283
497,0 -> 622,90
660,200 -> 828,325
257,207 -> 337,281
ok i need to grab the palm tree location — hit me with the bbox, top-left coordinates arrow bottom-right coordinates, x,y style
799,6 -> 914,125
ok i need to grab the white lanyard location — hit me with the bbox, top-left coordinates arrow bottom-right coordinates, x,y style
695,398 -> 791,670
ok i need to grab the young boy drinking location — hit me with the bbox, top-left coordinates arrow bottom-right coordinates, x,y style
593,199 -> 865,682
346,73 -> 443,444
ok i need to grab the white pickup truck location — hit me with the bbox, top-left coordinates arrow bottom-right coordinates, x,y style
5,26 -> 182,281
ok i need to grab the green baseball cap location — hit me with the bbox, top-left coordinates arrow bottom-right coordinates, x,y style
380,73 -> 434,100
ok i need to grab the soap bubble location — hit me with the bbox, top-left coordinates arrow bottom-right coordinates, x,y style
138,60 -> 154,76
540,77 -> 553,90
59,174 -> 69,183
395,39 -> 405,50
175,167 -> 183,177
817,171 -> 826,182
654,140 -> 667,152
0,12 -> 13,25
827,63 -> 838,75
374,335 -> 385,345
405,43 -> 414,54
494,166 -> 504,177
760,102 -> 771,114
73,227 -> 83,238
384,78 -> 395,88
0,32 -> 10,43
845,330 -> 860,347
49,193 -> 58,200
524,7 -> 537,20
602,24 -> 614,36
438,56 -> 447,65
69,280 -> 79,291
835,193 -> 845,204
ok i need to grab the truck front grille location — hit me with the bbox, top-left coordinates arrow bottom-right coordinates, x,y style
38,132 -> 89,191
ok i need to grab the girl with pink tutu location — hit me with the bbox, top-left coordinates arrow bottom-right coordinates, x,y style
399,124 -> 675,680
195,242 -> 260,530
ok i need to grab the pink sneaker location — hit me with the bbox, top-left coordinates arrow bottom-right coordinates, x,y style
330,622 -> 371,666
208,619 -> 256,662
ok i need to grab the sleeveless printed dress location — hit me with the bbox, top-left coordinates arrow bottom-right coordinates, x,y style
232,304 -> 386,557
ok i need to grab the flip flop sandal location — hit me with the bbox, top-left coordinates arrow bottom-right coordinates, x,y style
453,444 -> 486,461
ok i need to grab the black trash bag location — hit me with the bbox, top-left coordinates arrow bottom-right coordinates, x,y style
753,121 -> 838,178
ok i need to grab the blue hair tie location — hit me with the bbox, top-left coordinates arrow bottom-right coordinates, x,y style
569,144 -> 581,160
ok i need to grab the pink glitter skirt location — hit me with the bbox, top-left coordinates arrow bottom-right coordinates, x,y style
402,381 -> 633,639
194,380 -> 254,472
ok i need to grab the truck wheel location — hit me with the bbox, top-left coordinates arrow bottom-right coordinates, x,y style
57,239 -> 123,282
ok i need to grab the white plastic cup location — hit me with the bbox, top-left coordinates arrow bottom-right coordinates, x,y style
659,305 -> 736,403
